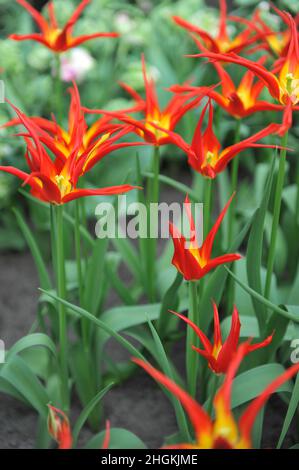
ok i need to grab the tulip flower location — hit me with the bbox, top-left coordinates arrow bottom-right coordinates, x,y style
48,405 -> 72,449
133,343 -> 299,448
193,12 -> 299,134
171,302 -> 273,374
84,56 -> 211,146
172,0 -> 260,55
156,99 -> 280,178
9,0 -> 119,53
0,100 -> 138,204
170,58 -> 285,119
170,194 -> 241,281
231,7 -> 292,57
4,83 -> 143,175
48,405 -> 110,449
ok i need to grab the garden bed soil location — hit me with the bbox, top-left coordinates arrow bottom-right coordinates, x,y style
0,251 -> 297,449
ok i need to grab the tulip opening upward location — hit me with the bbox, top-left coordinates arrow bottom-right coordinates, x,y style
171,302 -> 273,374
9,0 -> 119,53
133,344 -> 299,449
170,193 -> 242,281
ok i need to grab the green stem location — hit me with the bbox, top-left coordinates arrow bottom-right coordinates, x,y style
186,281 -> 199,397
264,132 -> 288,299
228,119 -> 241,247
53,204 -> 69,412
147,145 -> 160,302
54,54 -> 63,123
203,177 -> 213,238
207,373 -> 220,415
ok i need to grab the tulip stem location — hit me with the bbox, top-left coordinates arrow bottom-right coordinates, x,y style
228,119 -> 241,247
53,204 -> 69,412
147,145 -> 160,302
54,54 -> 63,123
264,132 -> 288,299
74,200 -> 88,347
187,281 -> 199,397
207,374 -> 220,416
203,177 -> 213,238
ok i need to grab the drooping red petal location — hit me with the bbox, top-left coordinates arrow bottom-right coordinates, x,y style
170,310 -> 213,354
239,362 -> 299,444
62,184 -> 139,203
132,358 -> 212,440
102,420 -> 110,449
15,0 -> 49,33
200,193 -> 235,261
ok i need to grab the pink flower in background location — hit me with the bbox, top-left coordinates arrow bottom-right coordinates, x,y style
60,48 -> 95,83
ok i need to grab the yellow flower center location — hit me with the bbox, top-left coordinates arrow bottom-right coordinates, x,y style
55,174 -> 72,198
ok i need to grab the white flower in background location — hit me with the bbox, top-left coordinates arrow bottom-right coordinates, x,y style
60,48 -> 95,83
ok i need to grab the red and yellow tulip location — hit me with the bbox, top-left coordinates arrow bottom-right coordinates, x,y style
4,83 -> 142,175
170,57 -> 286,119
169,194 -> 241,281
9,0 -> 118,52
47,405 -> 110,449
172,0 -> 260,55
157,99 -> 280,178
171,302 -> 273,374
85,56 -> 211,147
48,405 -> 72,450
194,11 -> 299,134
133,343 -> 299,449
0,99 -> 138,204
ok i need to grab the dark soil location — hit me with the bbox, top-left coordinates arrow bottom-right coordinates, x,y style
0,251 -> 297,449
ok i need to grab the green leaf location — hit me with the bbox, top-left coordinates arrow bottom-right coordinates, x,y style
0,355 -> 49,417
85,428 -> 147,449
142,172 -> 200,202
231,364 -> 293,409
147,321 -> 191,442
225,267 -> 299,322
246,158 -> 275,330
13,207 -> 52,290
83,237 -> 108,315
40,289 -> 147,361
7,333 -> 56,359
277,373 -> 299,448
72,383 -> 114,446
158,272 -> 182,337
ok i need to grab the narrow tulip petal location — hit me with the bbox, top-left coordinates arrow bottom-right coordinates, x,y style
170,310 -> 213,353
102,420 -> 110,449
68,32 -> 119,48
216,305 -> 241,372
200,194 -> 235,261
16,0 -> 49,33
239,362 -> 299,444
62,185 -> 139,203
132,358 -> 213,439
212,302 -> 222,348
194,52 -> 281,100
246,333 -> 273,354
9,33 -> 48,46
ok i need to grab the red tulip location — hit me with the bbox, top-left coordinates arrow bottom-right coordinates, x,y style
48,405 -> 72,449
4,83 -> 143,175
133,343 -> 299,448
171,302 -> 273,374
172,0 -> 260,55
9,0 -> 118,53
84,56 -> 212,146
156,99 -> 281,178
192,11 -> 299,134
170,57 -> 286,119
170,194 -> 241,281
0,98 -> 138,204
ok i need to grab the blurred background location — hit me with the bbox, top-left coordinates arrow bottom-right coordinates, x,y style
0,0 -> 297,253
